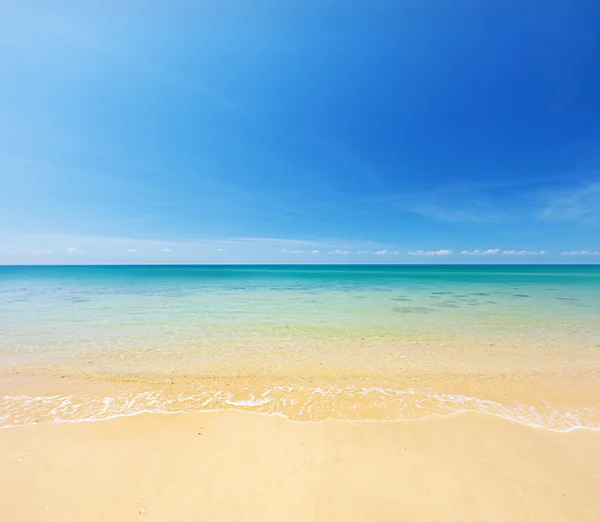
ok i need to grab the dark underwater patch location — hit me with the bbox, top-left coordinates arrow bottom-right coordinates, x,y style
392,306 -> 432,314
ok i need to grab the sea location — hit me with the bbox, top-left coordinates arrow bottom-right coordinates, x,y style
1,265 -> 599,431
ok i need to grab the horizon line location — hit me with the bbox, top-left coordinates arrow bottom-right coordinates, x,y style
2,263 -> 600,267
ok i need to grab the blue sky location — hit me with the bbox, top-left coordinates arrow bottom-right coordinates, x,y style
1,1 -> 600,264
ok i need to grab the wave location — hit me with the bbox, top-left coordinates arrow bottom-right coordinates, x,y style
1,386 -> 599,432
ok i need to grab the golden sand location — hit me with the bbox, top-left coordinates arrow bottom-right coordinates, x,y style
1,412 -> 599,521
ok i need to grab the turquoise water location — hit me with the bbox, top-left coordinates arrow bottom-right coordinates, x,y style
2,264 -> 600,351
1,265 -> 600,429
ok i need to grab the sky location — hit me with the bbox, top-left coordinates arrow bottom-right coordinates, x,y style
1,1 -> 600,264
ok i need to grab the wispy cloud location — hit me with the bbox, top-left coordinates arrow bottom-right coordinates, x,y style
406,204 -> 508,223
231,237 -> 330,247
387,174 -> 593,225
384,185 -> 511,223
460,249 -> 500,256
374,250 -> 388,255
356,250 -> 370,254
407,249 -> 453,256
23,234 -> 184,248
280,249 -> 306,254
541,182 -> 600,222
502,250 -> 548,256
562,250 -> 600,256
161,248 -> 171,252
32,249 -> 53,255
127,249 -> 136,252
310,250 -> 319,254
328,249 -> 350,255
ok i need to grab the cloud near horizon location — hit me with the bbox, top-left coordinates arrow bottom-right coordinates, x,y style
281,248 -> 320,254
562,250 -> 600,256
503,250 -> 548,255
460,249 -> 500,256
407,249 -> 453,256
2,233 -> 599,264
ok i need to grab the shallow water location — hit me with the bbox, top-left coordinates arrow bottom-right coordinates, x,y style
1,265 -> 600,429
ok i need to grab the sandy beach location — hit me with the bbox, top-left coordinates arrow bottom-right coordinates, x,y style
1,412 -> 599,522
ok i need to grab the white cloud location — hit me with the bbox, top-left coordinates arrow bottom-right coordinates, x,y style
162,248 -> 171,252
407,249 -> 453,256
310,250 -> 319,254
281,249 -> 306,254
328,249 -> 350,255
393,251 -> 400,255
127,249 -> 136,252
374,250 -> 388,255
562,250 -> 600,256
67,247 -> 76,252
356,250 -> 370,254
502,250 -> 549,256
32,249 -> 53,255
460,249 -> 499,256
217,248 -> 224,252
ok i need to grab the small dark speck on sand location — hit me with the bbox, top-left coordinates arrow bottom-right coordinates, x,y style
514,294 -> 530,298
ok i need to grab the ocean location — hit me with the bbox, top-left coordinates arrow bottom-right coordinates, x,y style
1,264 -> 599,430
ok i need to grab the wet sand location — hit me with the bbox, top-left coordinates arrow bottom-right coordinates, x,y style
1,411 -> 599,521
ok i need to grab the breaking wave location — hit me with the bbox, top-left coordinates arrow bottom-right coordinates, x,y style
1,386 -> 599,432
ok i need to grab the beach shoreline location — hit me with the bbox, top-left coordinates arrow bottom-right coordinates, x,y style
2,362 -> 600,430
2,411 -> 600,521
